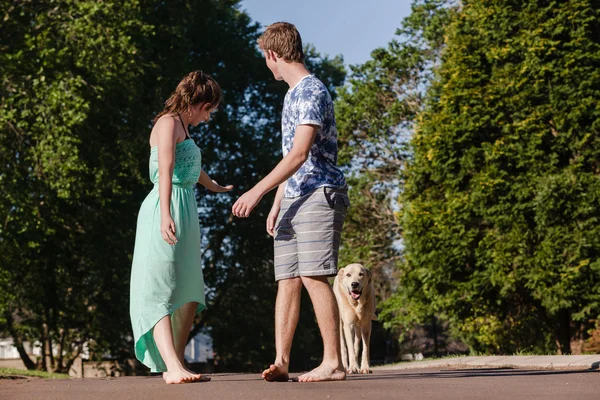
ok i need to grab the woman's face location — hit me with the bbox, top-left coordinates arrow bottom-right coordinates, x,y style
190,103 -> 217,126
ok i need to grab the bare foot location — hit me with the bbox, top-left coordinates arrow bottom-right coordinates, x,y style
184,366 -> 211,380
297,364 -> 346,382
162,367 -> 205,384
262,363 -> 290,382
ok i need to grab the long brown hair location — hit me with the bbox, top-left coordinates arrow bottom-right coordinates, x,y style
153,70 -> 223,124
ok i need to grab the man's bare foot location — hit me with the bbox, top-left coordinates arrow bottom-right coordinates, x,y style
262,363 -> 290,382
162,367 -> 205,384
297,363 -> 346,383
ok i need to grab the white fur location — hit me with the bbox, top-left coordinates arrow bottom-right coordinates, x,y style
333,263 -> 376,374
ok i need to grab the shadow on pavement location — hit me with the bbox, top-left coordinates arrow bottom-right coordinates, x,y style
351,368 -> 600,381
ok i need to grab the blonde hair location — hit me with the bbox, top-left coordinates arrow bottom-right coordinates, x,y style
154,70 -> 222,124
257,22 -> 305,63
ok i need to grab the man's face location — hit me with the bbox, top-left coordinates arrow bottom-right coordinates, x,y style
264,50 -> 283,81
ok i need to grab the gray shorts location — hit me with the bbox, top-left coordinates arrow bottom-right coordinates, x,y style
273,187 -> 350,281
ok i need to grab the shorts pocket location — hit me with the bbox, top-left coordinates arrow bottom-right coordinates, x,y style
323,187 -> 351,209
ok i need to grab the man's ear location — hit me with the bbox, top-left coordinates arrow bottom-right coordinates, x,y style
267,49 -> 279,61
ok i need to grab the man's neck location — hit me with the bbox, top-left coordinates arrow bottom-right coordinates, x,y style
281,62 -> 311,89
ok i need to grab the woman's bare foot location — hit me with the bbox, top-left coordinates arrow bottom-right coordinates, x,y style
162,367 -> 204,384
297,363 -> 346,383
262,363 -> 290,382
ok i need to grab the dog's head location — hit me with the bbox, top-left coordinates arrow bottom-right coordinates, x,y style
338,263 -> 372,301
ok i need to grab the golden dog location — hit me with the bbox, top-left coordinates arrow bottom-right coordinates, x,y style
333,263 -> 376,374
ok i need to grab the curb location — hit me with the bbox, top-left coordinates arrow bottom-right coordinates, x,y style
373,355 -> 600,371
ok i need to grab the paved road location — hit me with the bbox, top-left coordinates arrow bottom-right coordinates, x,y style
1,367 -> 599,400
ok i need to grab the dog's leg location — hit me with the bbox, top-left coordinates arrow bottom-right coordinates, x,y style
339,318 -> 348,372
343,322 -> 358,374
351,324 -> 361,373
359,321 -> 372,374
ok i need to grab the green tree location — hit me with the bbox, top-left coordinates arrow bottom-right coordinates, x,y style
335,0 -> 457,355
1,0 -> 345,372
397,0 -> 600,354
1,0 -> 153,372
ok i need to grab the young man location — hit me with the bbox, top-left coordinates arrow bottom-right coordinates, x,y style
232,22 -> 349,382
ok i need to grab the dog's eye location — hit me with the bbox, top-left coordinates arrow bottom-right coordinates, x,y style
346,273 -> 351,277
359,273 -> 364,277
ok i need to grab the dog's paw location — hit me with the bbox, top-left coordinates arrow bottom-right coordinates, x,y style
346,367 -> 359,374
359,367 -> 372,374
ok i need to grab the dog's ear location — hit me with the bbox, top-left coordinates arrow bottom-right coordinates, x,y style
366,267 -> 372,284
337,267 -> 345,277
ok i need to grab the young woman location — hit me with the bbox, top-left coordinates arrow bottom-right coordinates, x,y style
130,71 -> 232,384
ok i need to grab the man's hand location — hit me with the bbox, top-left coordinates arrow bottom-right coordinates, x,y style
266,206 -> 280,236
232,188 -> 264,218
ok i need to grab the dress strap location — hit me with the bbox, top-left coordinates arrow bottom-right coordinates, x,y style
177,113 -> 190,139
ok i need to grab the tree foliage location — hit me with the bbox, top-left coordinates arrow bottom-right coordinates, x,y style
334,1 -> 457,356
0,0 -> 345,372
396,0 -> 600,354
336,0 -> 455,285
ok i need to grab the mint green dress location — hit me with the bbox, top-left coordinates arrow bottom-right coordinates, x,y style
130,139 -> 205,372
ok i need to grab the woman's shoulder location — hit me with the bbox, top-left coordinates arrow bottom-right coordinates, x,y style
154,114 -> 178,129
150,114 -> 180,147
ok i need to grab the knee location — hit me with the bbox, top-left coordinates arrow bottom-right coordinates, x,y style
279,277 -> 303,292
300,275 -> 330,291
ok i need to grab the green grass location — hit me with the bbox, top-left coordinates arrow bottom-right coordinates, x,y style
0,367 -> 70,379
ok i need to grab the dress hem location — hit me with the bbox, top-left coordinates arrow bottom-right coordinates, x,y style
134,299 -> 206,373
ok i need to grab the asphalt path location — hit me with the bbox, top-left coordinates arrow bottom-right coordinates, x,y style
1,367 -> 599,400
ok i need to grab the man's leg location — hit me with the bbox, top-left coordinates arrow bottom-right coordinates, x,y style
263,276 -> 303,381
266,195 -> 301,382
297,276 -> 345,382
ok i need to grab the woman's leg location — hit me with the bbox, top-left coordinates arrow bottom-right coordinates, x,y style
172,302 -> 199,367
153,313 -> 202,384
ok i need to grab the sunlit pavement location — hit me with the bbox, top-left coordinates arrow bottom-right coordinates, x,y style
1,365 -> 599,400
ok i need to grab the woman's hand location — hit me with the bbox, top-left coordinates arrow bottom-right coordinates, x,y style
266,206 -> 280,237
198,170 -> 233,193
209,180 -> 234,193
161,214 -> 177,245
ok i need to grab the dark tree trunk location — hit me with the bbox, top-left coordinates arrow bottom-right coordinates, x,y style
432,315 -> 439,358
4,311 -> 36,370
555,310 -> 572,355
569,321 -> 586,355
42,322 -> 54,372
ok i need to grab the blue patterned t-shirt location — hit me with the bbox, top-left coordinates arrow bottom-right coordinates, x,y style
281,75 -> 346,198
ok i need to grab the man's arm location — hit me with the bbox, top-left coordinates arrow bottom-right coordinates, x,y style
266,184 -> 286,236
232,124 -> 317,218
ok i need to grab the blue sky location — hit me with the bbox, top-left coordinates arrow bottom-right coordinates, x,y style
240,0 -> 413,67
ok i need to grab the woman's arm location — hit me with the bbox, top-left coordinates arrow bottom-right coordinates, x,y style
198,169 -> 233,193
156,118 -> 178,245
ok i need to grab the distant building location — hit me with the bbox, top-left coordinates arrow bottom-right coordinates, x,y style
185,332 -> 213,363
0,337 -> 40,360
0,331 -> 213,373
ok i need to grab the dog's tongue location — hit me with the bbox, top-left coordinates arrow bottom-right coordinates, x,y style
351,291 -> 361,300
